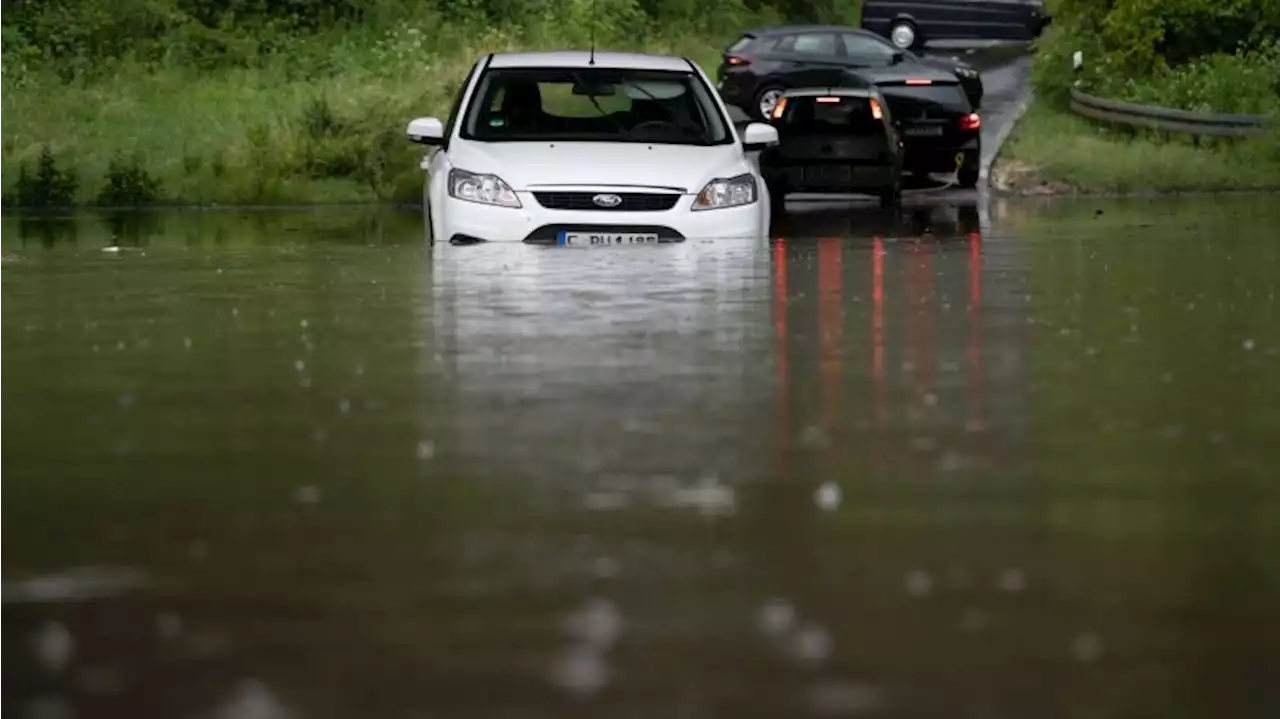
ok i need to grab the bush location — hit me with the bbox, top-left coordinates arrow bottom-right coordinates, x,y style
98,153 -> 162,206
1033,1 -> 1280,116
6,147 -> 78,208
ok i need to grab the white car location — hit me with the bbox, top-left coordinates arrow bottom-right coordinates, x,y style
405,50 -> 780,245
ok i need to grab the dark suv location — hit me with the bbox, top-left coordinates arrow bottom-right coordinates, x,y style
760,88 -> 904,211
716,25 -> 983,120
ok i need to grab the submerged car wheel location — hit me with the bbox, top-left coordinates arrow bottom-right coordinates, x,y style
889,21 -> 919,50
755,86 -> 785,121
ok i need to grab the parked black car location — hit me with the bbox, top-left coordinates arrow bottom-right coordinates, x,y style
716,25 -> 983,120
760,88 -> 904,211
861,0 -> 1052,51
856,65 -> 982,187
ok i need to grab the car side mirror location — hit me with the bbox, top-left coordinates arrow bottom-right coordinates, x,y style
741,122 -> 779,152
406,117 -> 444,145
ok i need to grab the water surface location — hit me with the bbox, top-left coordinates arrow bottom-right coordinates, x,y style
4,197 -> 1279,718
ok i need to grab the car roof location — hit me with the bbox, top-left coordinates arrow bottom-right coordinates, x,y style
741,24 -> 878,37
781,87 -> 878,98
487,51 -> 695,72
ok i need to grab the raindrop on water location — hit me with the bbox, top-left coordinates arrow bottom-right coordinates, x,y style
338,398 -> 351,414
156,612 -> 184,641
549,645 -> 609,696
300,319 -> 308,329
294,360 -> 305,373
416,440 -> 436,461
756,598 -> 796,636
1071,632 -> 1104,663
922,392 -> 938,407
906,570 -> 933,597
998,568 -> 1026,593
790,623 -> 833,663
592,557 -> 619,579
293,485 -> 322,506
1243,338 -> 1256,351
562,598 -> 624,650
814,482 -> 842,511
31,622 -> 74,673
807,681 -> 886,716
183,338 -> 192,349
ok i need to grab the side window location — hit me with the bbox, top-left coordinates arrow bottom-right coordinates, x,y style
777,32 -> 838,57
840,33 -> 899,64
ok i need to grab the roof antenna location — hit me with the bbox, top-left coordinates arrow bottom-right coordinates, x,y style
589,0 -> 597,65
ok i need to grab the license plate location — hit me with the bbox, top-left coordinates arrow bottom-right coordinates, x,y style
904,125 -> 944,137
805,166 -> 853,185
557,232 -> 660,246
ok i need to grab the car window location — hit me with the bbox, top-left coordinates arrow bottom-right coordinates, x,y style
781,96 -> 885,136
460,67 -> 732,146
840,33 -> 902,64
879,84 -> 972,114
777,33 -> 837,56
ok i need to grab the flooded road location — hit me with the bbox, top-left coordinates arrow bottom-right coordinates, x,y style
4,196 -> 1280,718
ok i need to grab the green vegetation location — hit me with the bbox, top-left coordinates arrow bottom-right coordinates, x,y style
1,1 -> 860,208
997,0 -> 1280,194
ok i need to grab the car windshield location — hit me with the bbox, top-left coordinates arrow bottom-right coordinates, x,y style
781,96 -> 884,136
461,67 -> 732,145
878,84 -> 971,113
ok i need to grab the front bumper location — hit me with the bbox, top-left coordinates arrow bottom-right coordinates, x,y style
436,190 -> 767,244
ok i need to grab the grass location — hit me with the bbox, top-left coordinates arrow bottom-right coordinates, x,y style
0,15 -> 743,209
991,102 -> 1280,195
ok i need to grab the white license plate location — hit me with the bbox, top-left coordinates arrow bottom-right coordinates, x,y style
557,232 -> 660,246
904,125 -> 944,137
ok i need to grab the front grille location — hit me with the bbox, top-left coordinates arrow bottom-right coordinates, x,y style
522,224 -> 686,245
533,192 -> 681,212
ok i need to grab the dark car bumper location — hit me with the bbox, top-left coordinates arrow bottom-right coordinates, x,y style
763,162 -> 898,193
902,136 -> 979,174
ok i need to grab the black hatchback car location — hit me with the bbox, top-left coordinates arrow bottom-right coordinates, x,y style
759,88 -> 904,211
862,0 -> 1052,51
716,25 -> 982,120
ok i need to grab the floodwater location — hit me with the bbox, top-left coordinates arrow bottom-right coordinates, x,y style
3,196 -> 1279,719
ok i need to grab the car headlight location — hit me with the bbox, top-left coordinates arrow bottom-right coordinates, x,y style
447,168 -> 521,208
691,173 -> 757,211
954,66 -> 979,79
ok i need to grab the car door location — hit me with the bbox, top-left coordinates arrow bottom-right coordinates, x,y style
770,31 -> 847,89
959,0 -> 1040,40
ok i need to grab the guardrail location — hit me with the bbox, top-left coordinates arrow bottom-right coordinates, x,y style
1069,88 -> 1270,138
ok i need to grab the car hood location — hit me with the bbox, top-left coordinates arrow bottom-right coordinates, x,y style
446,141 -> 750,193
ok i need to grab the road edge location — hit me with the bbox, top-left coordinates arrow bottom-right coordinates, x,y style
980,90 -> 1033,190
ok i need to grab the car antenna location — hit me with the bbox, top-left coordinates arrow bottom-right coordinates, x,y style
589,0 -> 597,65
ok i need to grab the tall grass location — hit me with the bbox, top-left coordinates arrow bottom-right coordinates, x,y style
2,1 -> 799,207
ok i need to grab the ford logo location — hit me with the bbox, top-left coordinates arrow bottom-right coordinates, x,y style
592,193 -> 623,208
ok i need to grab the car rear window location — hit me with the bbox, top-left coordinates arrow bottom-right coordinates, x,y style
781,96 -> 884,135
726,35 -> 755,53
877,83 -> 971,113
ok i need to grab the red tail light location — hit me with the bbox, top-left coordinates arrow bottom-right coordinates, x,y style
771,97 -> 789,120
870,98 -> 883,120
724,55 -> 751,67
959,112 -> 981,131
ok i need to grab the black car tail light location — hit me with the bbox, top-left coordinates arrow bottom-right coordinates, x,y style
724,55 -> 752,67
959,113 -> 981,131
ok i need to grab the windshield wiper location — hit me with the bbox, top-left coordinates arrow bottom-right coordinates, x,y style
572,73 -> 630,136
